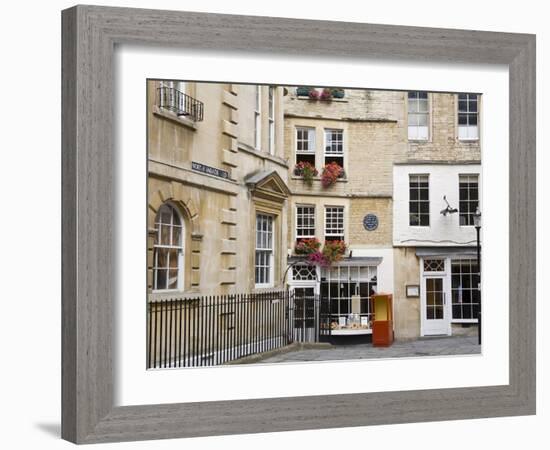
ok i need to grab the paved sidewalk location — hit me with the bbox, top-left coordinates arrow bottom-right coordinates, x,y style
257,336 -> 480,364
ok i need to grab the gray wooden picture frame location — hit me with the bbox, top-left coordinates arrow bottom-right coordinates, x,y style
61,5 -> 536,444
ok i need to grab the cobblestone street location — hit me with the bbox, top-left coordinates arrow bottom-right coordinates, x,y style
254,336 -> 480,364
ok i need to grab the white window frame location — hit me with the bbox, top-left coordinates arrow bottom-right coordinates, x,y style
457,93 -> 479,141
450,258 -> 481,323
407,91 -> 430,141
458,174 -> 480,226
152,203 -> 184,292
268,86 -> 275,154
409,174 -> 430,227
323,128 -> 344,167
254,85 -> 261,150
255,213 -> 274,288
295,127 -> 315,154
324,206 -> 345,241
295,205 -> 316,242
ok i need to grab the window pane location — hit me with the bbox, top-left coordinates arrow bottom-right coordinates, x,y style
417,126 -> 429,140
167,269 -> 178,289
156,269 -> 167,290
168,250 -> 179,268
427,307 -> 434,319
172,225 -> 182,245
160,207 -> 172,224
418,99 -> 429,113
156,248 -> 168,268
419,188 -> 429,200
417,113 -> 428,126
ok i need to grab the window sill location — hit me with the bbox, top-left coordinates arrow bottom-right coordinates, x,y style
148,290 -> 200,302
152,105 -> 198,131
294,96 -> 348,103
291,176 -> 348,183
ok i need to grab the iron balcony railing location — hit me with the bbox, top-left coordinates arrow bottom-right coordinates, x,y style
156,86 -> 204,122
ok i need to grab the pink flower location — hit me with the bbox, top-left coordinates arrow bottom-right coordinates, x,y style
308,89 -> 319,99
321,162 -> 344,188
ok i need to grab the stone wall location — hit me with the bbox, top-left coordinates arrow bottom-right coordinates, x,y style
348,198 -> 392,248
401,92 -> 481,163
392,247 -> 421,340
147,80 -> 288,296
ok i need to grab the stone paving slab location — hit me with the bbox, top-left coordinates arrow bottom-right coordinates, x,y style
255,336 -> 481,364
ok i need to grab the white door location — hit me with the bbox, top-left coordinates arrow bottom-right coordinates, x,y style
421,276 -> 450,335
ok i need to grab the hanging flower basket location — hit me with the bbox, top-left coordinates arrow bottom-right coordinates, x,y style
321,162 -> 344,188
304,240 -> 347,267
306,250 -> 330,267
295,237 -> 322,255
294,161 -> 318,186
322,240 -> 347,265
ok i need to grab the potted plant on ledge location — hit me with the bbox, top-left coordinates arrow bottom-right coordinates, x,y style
321,162 -> 344,188
294,161 -> 318,186
296,86 -> 312,97
331,88 -> 345,99
295,237 -> 322,256
303,239 -> 347,267
320,88 -> 333,101
322,240 -> 347,265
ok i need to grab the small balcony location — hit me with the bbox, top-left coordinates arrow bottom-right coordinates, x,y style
156,86 -> 204,122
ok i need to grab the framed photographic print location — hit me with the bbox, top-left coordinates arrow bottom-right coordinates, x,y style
62,5 -> 536,444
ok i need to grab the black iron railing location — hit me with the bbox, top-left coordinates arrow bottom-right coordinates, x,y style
156,87 -> 204,121
147,291 -> 333,369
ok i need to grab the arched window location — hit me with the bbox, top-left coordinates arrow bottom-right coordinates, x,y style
153,203 -> 184,291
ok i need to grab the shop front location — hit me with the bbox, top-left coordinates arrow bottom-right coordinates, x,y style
287,251 -> 394,342
417,248 -> 480,337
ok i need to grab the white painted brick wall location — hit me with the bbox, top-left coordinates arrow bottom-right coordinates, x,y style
393,164 -> 481,246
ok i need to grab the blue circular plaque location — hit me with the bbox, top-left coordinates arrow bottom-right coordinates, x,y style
363,214 -> 379,231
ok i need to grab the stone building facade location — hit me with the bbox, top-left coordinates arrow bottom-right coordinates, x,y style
147,82 -> 481,342
147,80 -> 290,299
392,91 -> 481,339
283,88 -> 400,338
